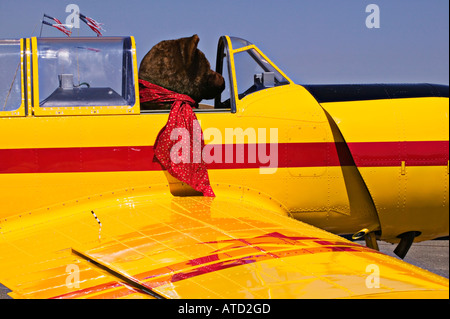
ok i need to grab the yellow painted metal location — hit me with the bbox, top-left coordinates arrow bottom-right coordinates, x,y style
0,85 -> 381,239
0,193 -> 447,299
358,165 -> 449,242
25,38 -> 33,116
31,37 -> 38,113
322,97 -> 448,143
322,97 -> 449,242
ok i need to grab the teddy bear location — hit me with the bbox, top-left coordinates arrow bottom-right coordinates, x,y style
138,34 -> 225,110
138,35 -> 224,197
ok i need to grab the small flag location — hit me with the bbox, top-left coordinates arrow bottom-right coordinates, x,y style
79,13 -> 105,37
43,14 -> 72,37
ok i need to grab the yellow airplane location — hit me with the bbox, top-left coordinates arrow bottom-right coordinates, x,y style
0,35 -> 448,299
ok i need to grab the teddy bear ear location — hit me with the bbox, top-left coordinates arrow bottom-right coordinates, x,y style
190,34 -> 200,46
183,34 -> 200,65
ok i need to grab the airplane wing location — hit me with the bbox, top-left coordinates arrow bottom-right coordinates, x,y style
0,189 -> 448,299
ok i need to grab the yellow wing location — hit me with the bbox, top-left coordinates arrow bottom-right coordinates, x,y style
0,188 -> 448,299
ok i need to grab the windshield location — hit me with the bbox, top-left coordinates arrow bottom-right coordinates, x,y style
229,37 -> 253,50
36,37 -> 135,108
234,48 -> 290,99
215,36 -> 292,110
0,39 -> 22,112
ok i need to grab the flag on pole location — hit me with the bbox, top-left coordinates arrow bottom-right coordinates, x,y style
43,14 -> 72,37
79,13 -> 105,37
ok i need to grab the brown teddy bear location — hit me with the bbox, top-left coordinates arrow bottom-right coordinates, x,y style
138,35 -> 223,197
139,34 -> 225,110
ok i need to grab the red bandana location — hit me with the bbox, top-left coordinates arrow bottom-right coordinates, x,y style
139,79 -> 215,197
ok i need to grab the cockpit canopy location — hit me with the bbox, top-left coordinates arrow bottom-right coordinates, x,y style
229,37 -> 290,93
1,35 -> 291,116
215,36 -> 292,111
36,37 -> 136,108
0,39 -> 22,113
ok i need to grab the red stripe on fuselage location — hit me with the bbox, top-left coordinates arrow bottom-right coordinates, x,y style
0,141 -> 447,174
348,141 -> 449,167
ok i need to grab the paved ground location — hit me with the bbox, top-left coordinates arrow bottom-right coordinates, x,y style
1,240 -> 448,299
375,239 -> 449,279
0,284 -> 10,300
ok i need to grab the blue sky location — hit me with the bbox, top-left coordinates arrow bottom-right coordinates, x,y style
0,0 -> 448,85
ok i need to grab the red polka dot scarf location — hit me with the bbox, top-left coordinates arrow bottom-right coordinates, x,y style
139,80 -> 215,197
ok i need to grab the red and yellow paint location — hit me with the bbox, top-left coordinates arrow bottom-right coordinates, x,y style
0,35 -> 448,299
1,195 -> 447,299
